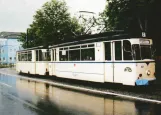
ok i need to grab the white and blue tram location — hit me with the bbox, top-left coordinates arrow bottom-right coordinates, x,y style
16,35 -> 156,86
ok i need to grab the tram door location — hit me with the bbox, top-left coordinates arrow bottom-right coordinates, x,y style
104,42 -> 114,83
49,49 -> 56,76
113,41 -> 123,83
105,41 -> 123,83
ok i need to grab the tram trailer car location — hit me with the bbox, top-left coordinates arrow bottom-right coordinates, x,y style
49,38 -> 156,86
16,46 -> 50,76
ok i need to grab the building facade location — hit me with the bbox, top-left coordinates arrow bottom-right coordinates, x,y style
0,32 -> 23,64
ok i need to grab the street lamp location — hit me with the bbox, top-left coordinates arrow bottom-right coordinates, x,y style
26,28 -> 29,48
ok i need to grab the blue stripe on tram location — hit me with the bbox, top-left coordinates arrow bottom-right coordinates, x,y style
49,61 -> 155,64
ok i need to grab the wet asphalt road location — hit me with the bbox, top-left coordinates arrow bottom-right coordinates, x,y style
0,69 -> 161,115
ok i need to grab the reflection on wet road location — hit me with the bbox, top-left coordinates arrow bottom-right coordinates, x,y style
0,74 -> 161,115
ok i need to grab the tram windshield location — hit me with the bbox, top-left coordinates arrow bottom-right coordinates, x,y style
140,45 -> 152,60
132,44 -> 153,60
132,44 -> 141,60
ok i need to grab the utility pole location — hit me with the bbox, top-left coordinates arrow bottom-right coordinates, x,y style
26,28 -> 29,48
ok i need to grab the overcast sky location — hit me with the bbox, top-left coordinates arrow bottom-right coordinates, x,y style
0,0 -> 106,32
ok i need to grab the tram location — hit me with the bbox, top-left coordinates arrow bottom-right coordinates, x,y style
16,46 -> 50,75
16,33 -> 156,86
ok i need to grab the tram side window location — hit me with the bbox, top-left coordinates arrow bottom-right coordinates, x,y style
81,48 -> 95,61
39,50 -> 43,61
28,51 -> 32,61
36,50 -> 39,61
37,50 -> 51,61
21,53 -> 27,61
115,41 -> 122,60
105,42 -> 111,60
53,49 -> 56,61
47,50 -> 51,61
123,40 -> 132,60
21,54 -> 24,61
69,50 -> 80,61
18,53 -> 21,61
59,50 -> 68,61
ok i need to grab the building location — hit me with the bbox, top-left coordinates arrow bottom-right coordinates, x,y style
0,32 -> 23,64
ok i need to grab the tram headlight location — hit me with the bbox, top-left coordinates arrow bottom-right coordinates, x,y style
147,70 -> 151,76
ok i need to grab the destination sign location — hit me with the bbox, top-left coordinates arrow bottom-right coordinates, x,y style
140,40 -> 150,45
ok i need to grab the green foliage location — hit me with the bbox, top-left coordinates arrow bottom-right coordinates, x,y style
101,0 -> 161,55
20,0 -> 84,48
101,0 -> 155,36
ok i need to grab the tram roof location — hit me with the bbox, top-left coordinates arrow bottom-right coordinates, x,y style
17,46 -> 48,52
50,31 -> 130,48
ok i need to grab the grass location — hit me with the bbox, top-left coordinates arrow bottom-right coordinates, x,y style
0,64 -> 15,68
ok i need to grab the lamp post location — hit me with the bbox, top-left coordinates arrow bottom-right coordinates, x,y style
26,28 -> 29,48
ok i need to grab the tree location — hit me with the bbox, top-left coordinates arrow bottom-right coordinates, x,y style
102,0 -> 155,35
20,0 -> 84,48
101,0 -> 161,55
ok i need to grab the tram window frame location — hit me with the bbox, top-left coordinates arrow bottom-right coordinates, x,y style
17,51 -> 32,62
39,50 -> 43,61
64,47 -> 68,50
37,49 -> 50,61
59,50 -> 69,61
115,41 -> 122,61
81,48 -> 95,61
105,42 -> 111,61
59,48 -> 64,50
81,45 -> 87,48
36,50 -> 39,61
21,52 -> 28,61
47,50 -> 51,61
88,44 -> 95,47
69,49 -> 80,61
55,49 -> 57,61
52,49 -> 56,61
132,44 -> 141,60
123,40 -> 132,60
18,53 -> 21,61
28,51 -> 32,61
69,46 -> 80,50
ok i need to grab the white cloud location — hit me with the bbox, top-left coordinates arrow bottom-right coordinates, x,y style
0,0 -> 106,32
67,0 -> 106,15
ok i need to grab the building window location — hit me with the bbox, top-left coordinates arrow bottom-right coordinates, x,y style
14,57 -> 16,60
2,49 -> 4,53
10,57 -> 12,61
3,57 -> 5,61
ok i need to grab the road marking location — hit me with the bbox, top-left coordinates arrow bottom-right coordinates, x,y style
1,70 -> 161,104
0,82 -> 12,88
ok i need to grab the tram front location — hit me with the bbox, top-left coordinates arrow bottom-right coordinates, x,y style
131,39 -> 156,85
